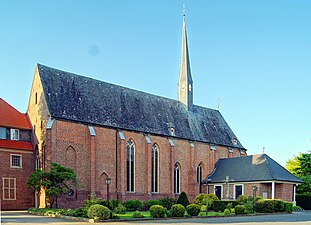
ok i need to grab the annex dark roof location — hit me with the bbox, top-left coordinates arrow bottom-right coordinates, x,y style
37,64 -> 244,149
202,154 -> 302,184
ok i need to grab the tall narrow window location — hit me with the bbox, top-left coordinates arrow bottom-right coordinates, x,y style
126,140 -> 135,192
174,163 -> 180,194
197,163 -> 202,193
2,178 -> 16,200
151,144 -> 159,192
35,92 -> 38,104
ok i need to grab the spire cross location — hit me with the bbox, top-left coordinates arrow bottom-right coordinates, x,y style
182,4 -> 186,17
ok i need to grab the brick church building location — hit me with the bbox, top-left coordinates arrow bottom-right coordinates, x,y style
27,15 -> 248,208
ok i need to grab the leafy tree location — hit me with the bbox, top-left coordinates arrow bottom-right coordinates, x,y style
286,153 -> 311,194
176,191 -> 189,208
28,162 -> 77,208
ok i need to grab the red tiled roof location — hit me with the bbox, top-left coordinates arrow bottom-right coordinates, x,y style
0,139 -> 33,151
0,98 -> 32,130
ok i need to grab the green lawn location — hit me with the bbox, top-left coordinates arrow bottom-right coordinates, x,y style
115,211 -> 151,218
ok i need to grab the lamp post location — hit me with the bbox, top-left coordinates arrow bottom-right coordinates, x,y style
105,177 -> 112,200
252,186 -> 257,198
205,178 -> 212,217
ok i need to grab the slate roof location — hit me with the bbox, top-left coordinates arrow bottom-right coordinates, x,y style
202,154 -> 302,183
0,98 -> 32,130
37,64 -> 245,149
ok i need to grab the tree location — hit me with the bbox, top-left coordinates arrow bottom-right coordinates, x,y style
286,153 -> 311,194
28,162 -> 77,208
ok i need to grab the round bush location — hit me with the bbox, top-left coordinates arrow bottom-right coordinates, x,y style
194,193 -> 206,206
171,204 -> 185,217
143,200 -> 161,210
132,211 -> 144,218
236,195 -> 247,204
150,205 -> 166,218
186,204 -> 200,216
235,205 -> 246,214
87,204 -> 110,220
224,208 -> 230,216
230,208 -> 235,214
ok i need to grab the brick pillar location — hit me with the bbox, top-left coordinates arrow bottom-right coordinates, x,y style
118,136 -> 126,201
90,135 -> 96,193
170,145 -> 175,195
188,143 -> 195,202
147,142 -> 152,196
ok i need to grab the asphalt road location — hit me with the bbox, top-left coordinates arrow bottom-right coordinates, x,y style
1,210 -> 311,225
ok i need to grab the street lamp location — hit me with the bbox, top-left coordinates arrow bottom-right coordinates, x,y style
105,177 -> 112,200
205,178 -> 212,217
252,186 -> 257,198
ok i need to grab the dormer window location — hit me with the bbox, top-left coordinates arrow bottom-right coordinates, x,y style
167,123 -> 175,136
10,129 -> 19,141
0,127 -> 6,139
232,138 -> 238,145
210,145 -> 216,151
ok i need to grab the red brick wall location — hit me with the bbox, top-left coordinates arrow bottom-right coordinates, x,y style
43,119 -> 248,207
0,150 -> 34,210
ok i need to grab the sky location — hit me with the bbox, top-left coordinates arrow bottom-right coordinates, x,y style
0,1 -> 310,166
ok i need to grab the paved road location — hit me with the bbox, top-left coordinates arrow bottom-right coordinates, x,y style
1,210 -> 311,225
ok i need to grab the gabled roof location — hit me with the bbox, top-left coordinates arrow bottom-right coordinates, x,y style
203,154 -> 302,184
37,64 -> 245,149
0,98 -> 32,130
0,140 -> 33,151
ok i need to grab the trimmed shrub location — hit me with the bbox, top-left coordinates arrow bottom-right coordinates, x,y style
230,208 -> 235,214
254,200 -> 274,213
150,205 -> 166,218
73,207 -> 88,218
235,205 -> 246,214
297,193 -> 311,210
84,194 -> 102,211
194,193 -> 206,206
186,204 -> 200,216
273,200 -> 285,212
132,211 -> 144,218
110,199 -> 121,210
213,200 -> 238,212
159,197 -> 177,210
236,195 -> 247,204
177,192 -> 190,208
200,205 -> 206,212
224,208 -> 230,216
114,204 -> 126,214
254,196 -> 263,202
171,204 -> 185,217
143,200 -> 161,211
87,204 -> 110,220
284,202 -> 293,213
244,200 -> 254,214
123,200 -> 142,211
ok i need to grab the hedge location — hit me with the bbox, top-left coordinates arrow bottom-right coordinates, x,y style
297,193 -> 311,210
213,200 -> 238,212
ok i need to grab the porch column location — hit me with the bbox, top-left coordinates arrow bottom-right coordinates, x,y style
271,181 -> 275,199
293,185 -> 296,206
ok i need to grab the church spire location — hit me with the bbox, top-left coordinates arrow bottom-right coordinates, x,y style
178,12 -> 193,111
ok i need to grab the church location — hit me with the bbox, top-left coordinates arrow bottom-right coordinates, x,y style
27,15 -> 247,208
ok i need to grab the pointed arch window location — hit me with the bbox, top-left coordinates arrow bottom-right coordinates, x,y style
126,140 -> 135,192
174,163 -> 180,194
197,163 -> 203,193
151,144 -> 159,193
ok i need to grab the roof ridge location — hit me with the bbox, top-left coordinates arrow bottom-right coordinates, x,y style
263,154 -> 276,180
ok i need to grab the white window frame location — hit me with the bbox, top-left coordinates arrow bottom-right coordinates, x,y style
10,154 -> 22,168
10,129 -> 19,140
2,178 -> 16,200
233,184 -> 244,200
214,185 -> 223,199
151,144 -> 159,193
126,140 -> 135,192
174,163 -> 180,194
